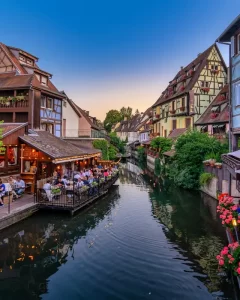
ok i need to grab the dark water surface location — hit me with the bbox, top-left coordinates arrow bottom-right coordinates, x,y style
0,162 -> 238,299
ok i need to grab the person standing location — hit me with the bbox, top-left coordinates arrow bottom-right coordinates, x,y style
0,179 -> 5,206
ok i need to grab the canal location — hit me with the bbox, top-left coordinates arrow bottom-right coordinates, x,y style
0,162 -> 238,299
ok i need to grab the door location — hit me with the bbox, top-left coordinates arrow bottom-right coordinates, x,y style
172,120 -> 177,130
185,118 -> 191,128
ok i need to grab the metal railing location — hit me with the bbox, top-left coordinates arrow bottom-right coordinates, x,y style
36,174 -> 119,211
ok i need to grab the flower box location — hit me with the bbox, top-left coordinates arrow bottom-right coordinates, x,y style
156,114 -> 160,118
188,69 -> 194,76
211,69 -> 219,75
179,106 -> 185,112
169,110 -> 176,114
219,94 -> 226,101
171,80 -> 177,85
211,112 -> 219,119
215,162 -> 222,169
201,87 -> 210,93
179,86 -> 185,91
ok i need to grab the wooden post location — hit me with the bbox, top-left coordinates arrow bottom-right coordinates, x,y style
20,144 -> 24,173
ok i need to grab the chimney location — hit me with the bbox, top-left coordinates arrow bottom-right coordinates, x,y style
180,66 -> 183,70
85,111 -> 89,116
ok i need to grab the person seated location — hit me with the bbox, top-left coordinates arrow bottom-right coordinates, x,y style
88,175 -> 94,184
0,179 -> 5,206
15,176 -> 25,196
74,172 -> 81,180
76,178 -> 84,189
62,176 -> 68,186
103,169 -> 109,177
8,176 -> 18,199
43,180 -> 52,201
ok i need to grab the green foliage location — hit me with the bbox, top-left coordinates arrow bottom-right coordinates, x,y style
150,137 -> 172,157
199,173 -> 215,187
109,132 -> 125,154
168,130 -> 228,189
125,136 -> 128,143
137,146 -> 146,162
0,122 -> 5,155
92,139 -> 109,160
103,110 -> 122,132
108,144 -> 117,160
120,107 -> 132,120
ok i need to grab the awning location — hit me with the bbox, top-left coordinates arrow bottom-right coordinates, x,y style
201,126 -> 207,129
218,124 -> 225,128
213,125 -> 218,128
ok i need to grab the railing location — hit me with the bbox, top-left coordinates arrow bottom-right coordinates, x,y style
36,173 -> 119,211
64,129 -> 108,139
0,97 -> 28,108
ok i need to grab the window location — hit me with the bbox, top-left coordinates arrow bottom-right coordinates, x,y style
41,76 -> 47,86
46,98 -> 53,109
234,82 -> 240,106
238,34 -> 240,54
172,120 -> 177,130
41,95 -> 46,107
41,123 -> 53,134
19,55 -> 25,62
215,65 -> 218,70
36,74 -> 41,81
219,83 -> 223,89
26,59 -> 33,65
231,36 -> 235,57
205,81 -> 209,87
211,65 -> 214,69
185,118 -> 191,128
63,100 -> 67,107
201,81 -> 209,87
201,81 -> 204,87
181,97 -> 185,107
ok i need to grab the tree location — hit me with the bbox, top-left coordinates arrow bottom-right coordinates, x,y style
103,110 -> 122,133
168,130 -> 228,189
109,132 -> 125,154
135,109 -> 140,115
150,137 -> 172,157
120,106 -> 132,120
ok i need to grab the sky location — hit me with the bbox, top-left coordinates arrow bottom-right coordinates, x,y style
0,0 -> 239,120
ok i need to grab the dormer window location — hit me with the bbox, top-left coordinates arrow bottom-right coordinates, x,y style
36,73 -> 48,86
19,55 -> 25,62
26,58 -> 33,65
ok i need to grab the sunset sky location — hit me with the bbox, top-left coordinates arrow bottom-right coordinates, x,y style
1,0 -> 238,120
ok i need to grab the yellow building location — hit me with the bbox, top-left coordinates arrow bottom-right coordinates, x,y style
152,44 -> 227,137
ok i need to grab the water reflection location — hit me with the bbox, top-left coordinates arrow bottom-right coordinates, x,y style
0,162 -> 238,299
0,186 -> 120,298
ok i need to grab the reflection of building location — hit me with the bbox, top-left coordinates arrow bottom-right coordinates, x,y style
0,42 -> 65,136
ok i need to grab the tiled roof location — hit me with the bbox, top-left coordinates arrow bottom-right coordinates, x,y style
31,74 -> 64,98
63,139 -> 102,155
195,84 -> 229,125
152,44 -> 226,107
0,72 -> 33,89
19,131 -> 85,159
168,128 -> 187,139
0,123 -> 28,138
115,114 -> 142,133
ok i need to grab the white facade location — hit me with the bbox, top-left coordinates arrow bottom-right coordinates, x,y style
62,100 -> 79,137
128,131 -> 139,143
139,131 -> 150,143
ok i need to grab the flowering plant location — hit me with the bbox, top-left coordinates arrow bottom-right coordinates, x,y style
216,242 -> 240,276
217,193 -> 239,228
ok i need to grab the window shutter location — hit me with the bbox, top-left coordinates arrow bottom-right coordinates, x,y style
231,36 -> 235,57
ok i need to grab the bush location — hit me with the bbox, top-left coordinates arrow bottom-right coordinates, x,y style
109,132 -> 125,154
168,130 -> 228,189
92,139 -> 109,160
150,137 -> 172,157
137,146 -> 146,162
199,173 -> 215,186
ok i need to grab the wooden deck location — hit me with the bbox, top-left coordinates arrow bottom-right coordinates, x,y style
36,175 -> 119,215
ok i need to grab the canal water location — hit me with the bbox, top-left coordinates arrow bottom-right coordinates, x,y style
0,162 -> 238,299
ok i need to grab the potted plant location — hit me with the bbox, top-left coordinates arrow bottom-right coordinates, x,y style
201,87 -> 210,93
180,106 -> 185,111
179,86 -> 185,91
215,162 -> 222,169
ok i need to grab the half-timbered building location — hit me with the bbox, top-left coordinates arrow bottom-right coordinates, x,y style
152,44 -> 227,137
0,42 -> 64,137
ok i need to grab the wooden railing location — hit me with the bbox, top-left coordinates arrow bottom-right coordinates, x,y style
0,97 -> 28,108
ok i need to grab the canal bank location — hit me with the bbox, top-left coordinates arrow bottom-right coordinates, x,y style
0,162 -> 238,299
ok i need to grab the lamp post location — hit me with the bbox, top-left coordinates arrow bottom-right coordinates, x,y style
232,218 -> 239,242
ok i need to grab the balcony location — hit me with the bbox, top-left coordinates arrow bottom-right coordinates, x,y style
0,96 -> 29,109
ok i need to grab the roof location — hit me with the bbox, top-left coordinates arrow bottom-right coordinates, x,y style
0,123 -> 28,138
228,150 -> 240,159
7,45 -> 39,60
168,128 -> 187,139
216,14 -> 240,42
195,84 -> 229,125
0,43 -> 64,98
115,114 -> 142,133
152,44 -> 226,107
19,131 -> 86,160
142,140 -> 151,145
63,139 -> 101,155
163,150 -> 176,157
0,72 -> 33,89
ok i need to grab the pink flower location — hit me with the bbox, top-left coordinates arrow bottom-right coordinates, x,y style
232,205 -> 237,210
219,259 -> 224,266
236,267 -> 240,275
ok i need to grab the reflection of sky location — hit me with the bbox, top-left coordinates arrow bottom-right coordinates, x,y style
0,1 -> 237,120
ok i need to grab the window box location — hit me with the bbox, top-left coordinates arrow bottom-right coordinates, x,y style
211,112 -> 219,119
211,69 -> 219,75
179,86 -> 185,91
188,69 -> 194,76
169,110 -> 176,114
156,114 -> 160,118
179,106 -> 185,112
171,80 -> 177,85
201,87 -> 210,93
219,94 -> 226,101
181,74 -> 187,80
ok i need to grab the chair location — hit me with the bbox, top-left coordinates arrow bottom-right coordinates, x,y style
38,189 -> 49,202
